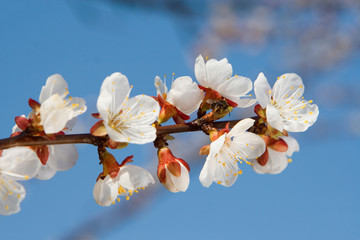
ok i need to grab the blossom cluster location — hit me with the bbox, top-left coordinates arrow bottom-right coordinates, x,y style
0,55 -> 318,215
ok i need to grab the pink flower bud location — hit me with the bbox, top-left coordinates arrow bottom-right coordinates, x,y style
157,147 -> 190,193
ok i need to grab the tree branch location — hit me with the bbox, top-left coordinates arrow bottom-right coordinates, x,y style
0,118 -> 257,150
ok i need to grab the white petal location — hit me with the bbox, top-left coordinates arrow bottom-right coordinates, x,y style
231,98 -> 257,108
199,155 -> 217,188
66,97 -> 87,117
231,132 -> 266,159
97,72 -> 131,121
282,103 -> 319,132
217,76 -> 252,99
154,76 -> 168,96
0,176 -> 25,215
206,58 -> 233,90
116,165 -> 155,190
254,72 -> 272,109
166,161 -> 190,192
212,149 -> 239,187
0,147 -> 41,180
167,76 -> 204,115
35,164 -> 57,180
282,136 -> 300,156
39,74 -> 68,103
266,104 -> 283,132
93,175 -> 118,207
227,118 -> 255,138
273,73 -> 304,102
252,148 -> 288,174
41,108 -> 73,134
47,145 -> 78,171
199,135 -> 226,188
40,94 -> 74,134
194,55 -> 208,87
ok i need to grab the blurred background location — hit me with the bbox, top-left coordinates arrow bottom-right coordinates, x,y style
0,0 -> 359,239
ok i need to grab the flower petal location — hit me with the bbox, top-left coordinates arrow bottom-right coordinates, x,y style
66,97 -> 87,117
0,147 -> 41,180
46,144 -> 78,171
231,98 -> 257,108
39,74 -> 68,103
117,165 -> 155,190
166,161 -> 190,192
282,103 -> 319,132
227,118 -> 255,138
273,73 -> 304,102
0,176 -> 25,215
217,75 -> 252,99
167,76 -> 204,115
41,107 -> 73,134
194,55 -> 208,87
212,149 -> 239,187
254,72 -> 272,109
35,164 -> 57,180
252,148 -> 288,174
97,72 -> 131,121
266,104 -> 283,132
93,175 -> 118,207
154,76 -> 168,96
205,58 -> 233,90
199,134 -> 226,188
282,136 -> 299,156
231,132 -> 266,159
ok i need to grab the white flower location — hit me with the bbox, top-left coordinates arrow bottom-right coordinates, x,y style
154,75 -> 203,115
251,136 -> 299,174
157,147 -> 190,193
97,72 -> 160,144
39,74 -> 87,134
199,118 -> 266,187
0,147 -> 41,215
254,72 -> 319,132
194,55 -> 256,108
93,165 -> 155,206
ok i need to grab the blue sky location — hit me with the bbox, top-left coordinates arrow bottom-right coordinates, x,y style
0,1 -> 359,239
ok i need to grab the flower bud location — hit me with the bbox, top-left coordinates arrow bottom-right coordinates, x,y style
157,147 -> 190,193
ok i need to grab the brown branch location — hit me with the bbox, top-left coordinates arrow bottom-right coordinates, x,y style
0,118 -> 258,150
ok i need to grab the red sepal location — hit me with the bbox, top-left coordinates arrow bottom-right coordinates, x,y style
225,98 -> 238,108
10,132 -> 21,137
91,113 -> 101,119
36,145 -> 49,165
28,98 -> 40,110
257,148 -> 269,166
15,116 -> 30,131
177,158 -> 190,172
157,165 -> 166,183
119,155 -> 134,167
